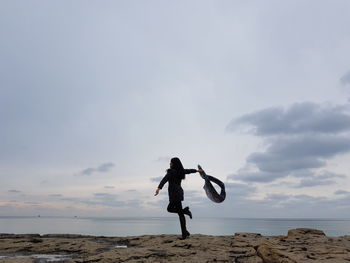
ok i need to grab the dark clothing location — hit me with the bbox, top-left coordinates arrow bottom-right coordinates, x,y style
167,201 -> 183,214
158,167 -> 196,239
158,168 -> 197,202
167,201 -> 187,238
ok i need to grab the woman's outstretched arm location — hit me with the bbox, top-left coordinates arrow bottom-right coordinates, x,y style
184,169 -> 203,174
154,171 -> 170,196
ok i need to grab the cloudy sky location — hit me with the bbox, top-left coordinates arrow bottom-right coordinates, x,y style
1,0 -> 350,218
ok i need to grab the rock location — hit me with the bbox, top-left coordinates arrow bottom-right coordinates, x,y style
287,228 -> 326,238
258,228 -> 350,263
0,229 -> 349,262
236,256 -> 264,263
257,240 -> 296,263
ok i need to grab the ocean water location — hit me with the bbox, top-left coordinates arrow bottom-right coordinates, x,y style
0,216 -> 350,237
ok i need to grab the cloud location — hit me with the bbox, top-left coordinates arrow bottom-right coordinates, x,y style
187,182 -> 350,217
227,102 -> 350,136
62,193 -> 143,209
158,190 -> 350,218
340,71 -> 350,86
294,171 -> 346,188
154,156 -> 171,162
79,162 -> 115,176
228,102 -> 350,183
81,168 -> 96,176
61,193 -> 126,207
93,193 -> 115,197
24,201 -> 40,205
247,135 -> 350,173
180,183 -> 257,210
230,136 -> 350,182
225,182 -> 256,198
335,190 -> 350,195
97,162 -> 115,172
8,189 -> 21,193
150,176 -> 163,182
48,194 -> 63,197
296,178 -> 335,188
265,193 -> 291,202
229,169 -> 287,183
104,186 -> 115,189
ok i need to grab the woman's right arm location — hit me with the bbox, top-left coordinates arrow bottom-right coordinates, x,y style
184,169 -> 203,174
154,171 -> 170,196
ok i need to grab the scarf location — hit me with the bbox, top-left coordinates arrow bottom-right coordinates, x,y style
198,165 -> 226,203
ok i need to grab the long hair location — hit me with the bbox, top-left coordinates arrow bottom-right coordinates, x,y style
170,157 -> 185,179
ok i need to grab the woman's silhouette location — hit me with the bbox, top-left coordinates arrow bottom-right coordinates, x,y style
154,157 -> 202,239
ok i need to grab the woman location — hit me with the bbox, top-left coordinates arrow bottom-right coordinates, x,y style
154,157 -> 202,240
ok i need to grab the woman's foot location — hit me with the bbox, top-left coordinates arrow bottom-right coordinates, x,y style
180,230 -> 190,240
183,206 -> 192,219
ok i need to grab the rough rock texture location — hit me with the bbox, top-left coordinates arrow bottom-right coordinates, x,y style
0,228 -> 349,262
257,228 -> 350,263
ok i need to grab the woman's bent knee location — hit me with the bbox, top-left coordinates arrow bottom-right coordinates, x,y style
167,205 -> 177,213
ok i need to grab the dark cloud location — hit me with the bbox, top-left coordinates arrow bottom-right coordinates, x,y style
335,190 -> 350,195
81,168 -> 96,176
247,135 -> 350,173
79,162 -> 115,176
232,135 -> 350,183
104,186 -> 115,189
150,176 -> 163,182
48,194 -> 63,197
97,162 -> 115,172
340,71 -> 350,86
227,102 -> 350,136
228,102 -> 350,183
229,170 -> 287,183
294,171 -> 345,188
8,189 -> 21,193
296,178 -> 335,188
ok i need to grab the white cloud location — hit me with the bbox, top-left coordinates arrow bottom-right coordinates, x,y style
78,162 -> 115,176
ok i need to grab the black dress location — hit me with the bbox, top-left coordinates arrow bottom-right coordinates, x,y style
158,168 -> 197,202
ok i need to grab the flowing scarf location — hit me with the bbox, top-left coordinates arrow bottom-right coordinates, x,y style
198,165 -> 226,203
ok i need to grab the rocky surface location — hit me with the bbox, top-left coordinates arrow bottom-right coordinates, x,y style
0,228 -> 350,262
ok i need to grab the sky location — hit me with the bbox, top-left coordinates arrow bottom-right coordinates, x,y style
1,0 -> 350,218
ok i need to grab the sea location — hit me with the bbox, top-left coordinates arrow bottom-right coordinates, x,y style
1,216 -> 350,237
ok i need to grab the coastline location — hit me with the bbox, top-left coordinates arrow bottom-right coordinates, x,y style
0,228 -> 350,262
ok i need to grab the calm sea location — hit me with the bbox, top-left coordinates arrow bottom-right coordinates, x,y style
0,217 -> 350,237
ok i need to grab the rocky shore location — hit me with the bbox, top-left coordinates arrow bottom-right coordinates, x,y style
0,228 -> 350,262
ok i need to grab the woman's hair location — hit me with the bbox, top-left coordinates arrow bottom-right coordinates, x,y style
170,157 -> 186,179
